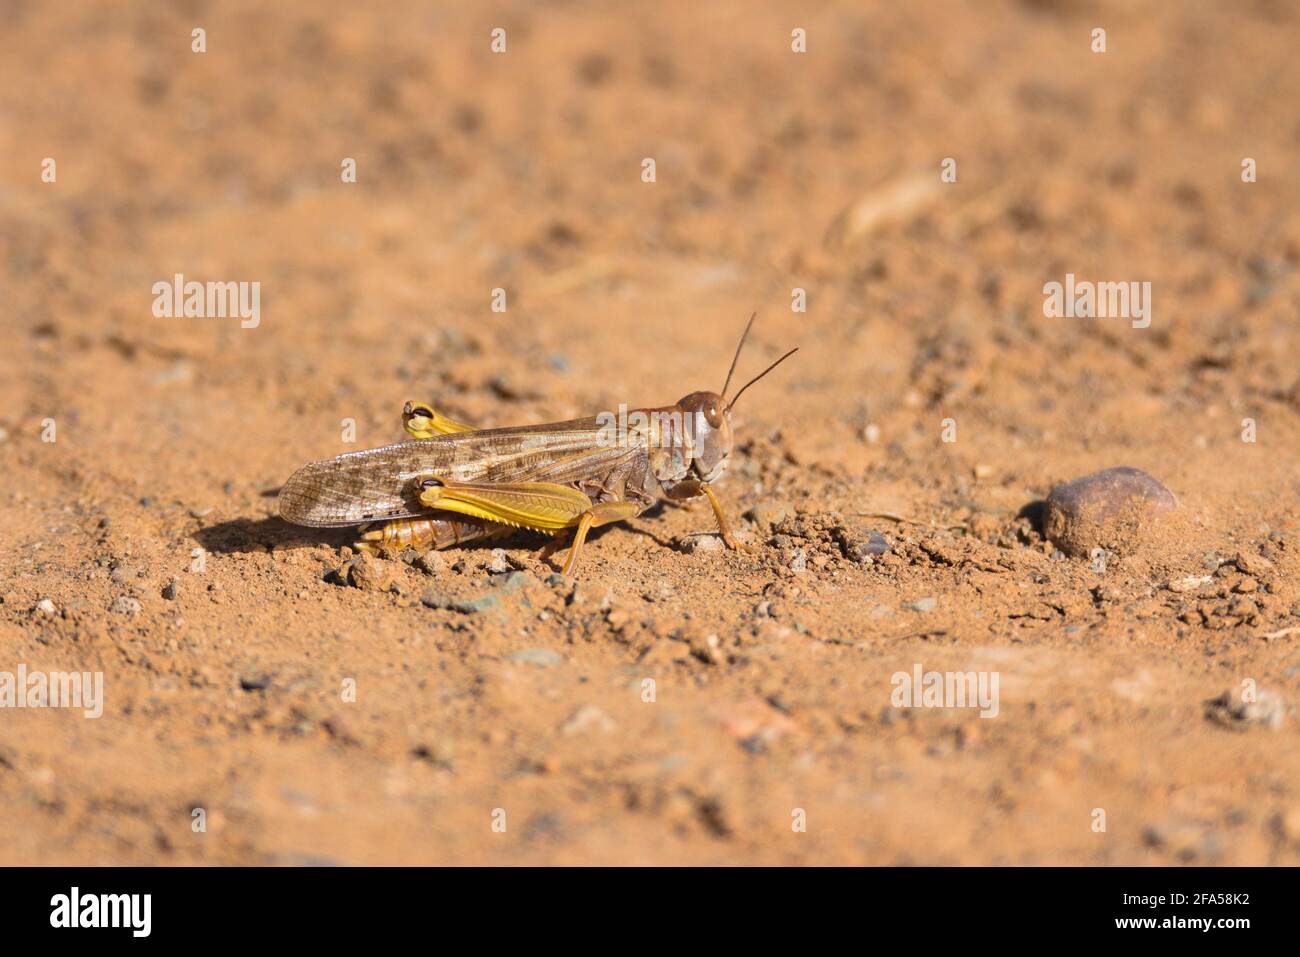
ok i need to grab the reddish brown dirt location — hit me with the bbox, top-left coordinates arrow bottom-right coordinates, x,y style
2,0 -> 1299,865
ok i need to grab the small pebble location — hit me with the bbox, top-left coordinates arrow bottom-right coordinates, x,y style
1204,689 -> 1286,731
834,526 -> 889,563
1142,821 -> 1216,861
415,551 -> 447,576
1093,584 -> 1123,604
1042,466 -> 1178,558
1274,807 -> 1300,843
239,671 -> 272,691
109,596 -> 142,617
560,705 -> 615,735
425,572 -> 529,614
678,534 -> 724,555
497,571 -> 531,593
1166,575 -> 1213,594
1234,550 -> 1274,576
109,564 -> 137,585
744,502 -> 794,529
690,633 -> 725,665
162,578 -> 180,600
347,555 -> 394,592
454,593 -> 501,614
906,596 -> 937,613
506,648 -> 564,667
420,589 -> 452,610
34,598 -> 57,617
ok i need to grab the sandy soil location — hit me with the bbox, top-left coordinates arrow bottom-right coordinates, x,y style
2,0 -> 1299,865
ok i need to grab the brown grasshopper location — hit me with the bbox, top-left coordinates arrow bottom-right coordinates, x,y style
278,315 -> 796,577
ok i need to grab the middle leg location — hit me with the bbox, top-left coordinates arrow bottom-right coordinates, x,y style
665,479 -> 741,549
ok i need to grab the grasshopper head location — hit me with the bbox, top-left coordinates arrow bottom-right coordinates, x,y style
677,390 -> 733,484
668,314 -> 799,489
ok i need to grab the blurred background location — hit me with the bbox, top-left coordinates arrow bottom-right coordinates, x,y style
1,0 -> 1298,865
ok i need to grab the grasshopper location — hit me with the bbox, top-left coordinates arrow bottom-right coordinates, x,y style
278,315 -> 796,578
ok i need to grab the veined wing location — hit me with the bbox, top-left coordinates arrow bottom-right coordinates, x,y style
278,417 -> 615,527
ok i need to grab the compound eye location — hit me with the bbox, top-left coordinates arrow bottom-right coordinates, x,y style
702,401 -> 724,428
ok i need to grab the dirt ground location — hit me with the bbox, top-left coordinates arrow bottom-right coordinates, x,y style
2,0 -> 1299,866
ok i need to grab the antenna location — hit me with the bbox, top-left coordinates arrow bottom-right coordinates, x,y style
726,348 -> 798,413
720,311 -> 758,399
